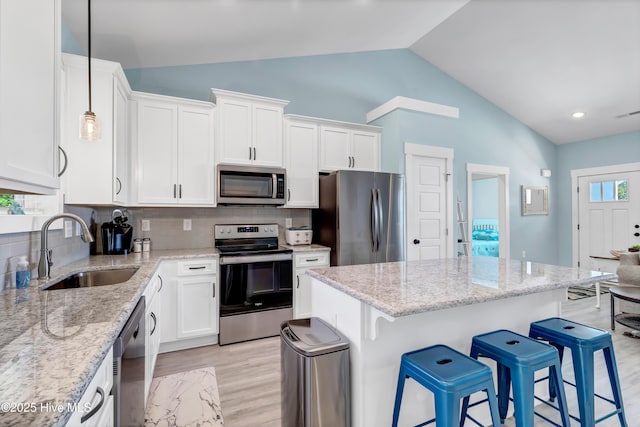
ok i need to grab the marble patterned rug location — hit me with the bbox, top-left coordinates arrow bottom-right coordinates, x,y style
145,367 -> 224,427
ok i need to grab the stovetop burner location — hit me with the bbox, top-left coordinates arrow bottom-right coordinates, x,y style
214,223 -> 291,256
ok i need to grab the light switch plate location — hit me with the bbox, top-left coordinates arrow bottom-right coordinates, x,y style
141,220 -> 150,231
76,222 -> 82,236
183,219 -> 192,231
64,221 -> 73,238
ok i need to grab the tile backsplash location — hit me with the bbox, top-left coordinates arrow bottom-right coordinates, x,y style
1,205 -> 310,289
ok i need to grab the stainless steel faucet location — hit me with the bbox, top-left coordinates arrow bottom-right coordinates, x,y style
38,213 -> 95,279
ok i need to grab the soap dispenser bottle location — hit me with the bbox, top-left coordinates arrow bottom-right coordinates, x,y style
16,256 -> 30,289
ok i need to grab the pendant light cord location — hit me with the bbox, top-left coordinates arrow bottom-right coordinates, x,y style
87,0 -> 92,112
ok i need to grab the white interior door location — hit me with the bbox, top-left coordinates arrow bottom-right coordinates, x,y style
578,170 -> 640,270
405,144 -> 453,261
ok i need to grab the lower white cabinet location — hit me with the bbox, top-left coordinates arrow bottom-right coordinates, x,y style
293,250 -> 330,319
159,258 -> 219,352
66,348 -> 114,427
144,271 -> 162,406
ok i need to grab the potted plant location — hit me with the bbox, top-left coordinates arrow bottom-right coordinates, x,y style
629,245 -> 640,253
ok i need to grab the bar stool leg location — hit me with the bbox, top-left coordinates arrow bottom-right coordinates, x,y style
572,347 -> 596,427
392,368 -> 407,427
510,366 -> 535,427
434,393 -> 460,427
549,362 -> 571,427
497,363 -> 511,422
486,380 -> 502,427
603,347 -> 628,427
548,344 -> 564,402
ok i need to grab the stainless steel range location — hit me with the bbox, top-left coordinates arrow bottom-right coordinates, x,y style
215,224 -> 293,345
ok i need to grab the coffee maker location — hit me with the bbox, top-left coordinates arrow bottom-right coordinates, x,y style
102,209 -> 133,255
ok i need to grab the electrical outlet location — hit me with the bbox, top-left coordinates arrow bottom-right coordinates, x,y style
285,218 -> 292,228
141,220 -> 150,232
183,219 -> 192,231
64,220 -> 73,238
522,250 -> 526,259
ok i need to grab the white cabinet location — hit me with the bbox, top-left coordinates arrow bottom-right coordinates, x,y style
211,88 -> 289,167
319,122 -> 381,172
66,348 -> 114,427
0,0 -> 60,194
131,92 -> 215,206
284,115 -> 319,208
60,54 -> 131,205
144,271 -> 162,407
159,258 -> 218,352
293,250 -> 330,319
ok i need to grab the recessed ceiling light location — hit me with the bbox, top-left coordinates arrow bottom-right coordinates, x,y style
571,111 -> 586,119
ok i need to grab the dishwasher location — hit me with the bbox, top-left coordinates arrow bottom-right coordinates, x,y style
113,296 -> 146,427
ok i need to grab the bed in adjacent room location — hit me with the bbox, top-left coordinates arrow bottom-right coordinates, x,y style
471,218 -> 499,257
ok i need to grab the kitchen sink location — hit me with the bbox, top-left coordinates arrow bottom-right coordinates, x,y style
43,267 -> 139,290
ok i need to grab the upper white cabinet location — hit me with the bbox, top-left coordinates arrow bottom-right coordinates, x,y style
0,0 -> 60,194
284,115 -> 319,208
319,121 -> 381,172
131,92 -> 215,206
210,88 -> 288,167
60,54 -> 131,205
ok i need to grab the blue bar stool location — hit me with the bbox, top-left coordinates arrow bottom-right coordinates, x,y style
461,330 -> 571,427
391,344 -> 501,427
529,317 -> 628,426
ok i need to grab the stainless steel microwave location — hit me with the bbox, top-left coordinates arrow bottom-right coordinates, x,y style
217,164 -> 286,205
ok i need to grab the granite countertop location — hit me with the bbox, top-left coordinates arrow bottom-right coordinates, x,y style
281,244 -> 330,252
307,256 -> 617,318
0,249 -> 218,427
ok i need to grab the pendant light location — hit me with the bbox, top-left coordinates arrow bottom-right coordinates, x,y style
79,0 -> 101,141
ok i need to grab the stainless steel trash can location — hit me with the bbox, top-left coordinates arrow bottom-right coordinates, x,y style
280,317 -> 351,427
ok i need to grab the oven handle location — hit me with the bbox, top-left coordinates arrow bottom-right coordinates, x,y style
220,253 -> 292,265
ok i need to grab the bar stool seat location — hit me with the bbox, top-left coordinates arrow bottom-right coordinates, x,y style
462,329 -> 570,427
391,344 -> 500,427
529,317 -> 627,426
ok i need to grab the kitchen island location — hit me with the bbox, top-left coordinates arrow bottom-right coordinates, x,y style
307,256 -> 616,427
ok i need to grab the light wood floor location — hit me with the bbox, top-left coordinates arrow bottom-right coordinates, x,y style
154,293 -> 639,426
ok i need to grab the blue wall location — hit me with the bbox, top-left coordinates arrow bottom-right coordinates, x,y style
125,48 -> 560,263
61,21 -> 85,56
556,131 -> 640,266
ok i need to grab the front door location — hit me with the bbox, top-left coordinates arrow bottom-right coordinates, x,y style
578,170 -> 640,271
405,144 -> 453,261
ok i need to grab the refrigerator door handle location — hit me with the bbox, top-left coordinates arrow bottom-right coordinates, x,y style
371,189 -> 378,252
376,188 -> 383,252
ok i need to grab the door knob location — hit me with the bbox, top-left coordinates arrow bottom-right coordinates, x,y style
413,239 -> 420,245
634,233 -> 640,237
635,224 -> 640,229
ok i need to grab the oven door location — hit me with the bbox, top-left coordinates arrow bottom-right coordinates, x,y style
220,253 -> 293,315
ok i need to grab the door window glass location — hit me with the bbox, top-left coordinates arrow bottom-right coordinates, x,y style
589,179 -> 628,202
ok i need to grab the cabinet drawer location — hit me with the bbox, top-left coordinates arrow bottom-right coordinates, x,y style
176,258 -> 217,276
66,348 -> 113,426
294,252 -> 329,268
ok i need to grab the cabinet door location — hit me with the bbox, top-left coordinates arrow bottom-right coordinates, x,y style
319,126 -> 350,172
159,271 -> 177,345
351,130 -> 380,172
136,100 -> 178,204
285,120 -> 318,208
253,103 -> 283,167
217,98 -> 252,165
61,64 -> 114,204
112,79 -> 129,204
294,268 -> 313,319
0,0 -> 59,193
177,106 -> 215,205
176,276 -> 216,339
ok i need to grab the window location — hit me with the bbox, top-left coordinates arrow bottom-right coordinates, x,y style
589,179 -> 628,202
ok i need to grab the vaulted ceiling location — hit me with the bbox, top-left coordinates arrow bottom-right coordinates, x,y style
62,0 -> 640,144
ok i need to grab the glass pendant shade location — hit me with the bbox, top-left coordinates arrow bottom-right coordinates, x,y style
79,111 -> 101,141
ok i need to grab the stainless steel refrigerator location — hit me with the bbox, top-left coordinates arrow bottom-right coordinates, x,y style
313,170 -> 405,266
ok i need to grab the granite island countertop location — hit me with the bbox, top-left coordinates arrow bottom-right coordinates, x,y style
307,256 -> 617,318
0,249 -> 219,427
